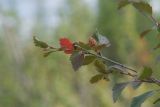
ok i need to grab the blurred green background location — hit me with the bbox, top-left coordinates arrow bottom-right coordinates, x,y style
0,0 -> 160,107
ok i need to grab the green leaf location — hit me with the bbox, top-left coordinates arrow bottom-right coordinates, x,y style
94,60 -> 106,74
138,66 -> 153,80
153,98 -> 160,104
157,23 -> 160,32
118,0 -> 131,9
153,43 -> 160,50
70,52 -> 84,71
157,28 -> 160,33
140,29 -> 152,38
133,1 -> 152,15
76,41 -> 91,50
112,82 -> 128,102
90,74 -> 104,84
131,91 -> 154,107
33,36 -> 48,48
83,55 -> 96,65
131,81 -> 142,90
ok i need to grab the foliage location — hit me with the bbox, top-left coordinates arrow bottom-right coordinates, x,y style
112,82 -> 128,102
130,91 -> 154,107
33,0 -> 160,107
118,0 -> 160,50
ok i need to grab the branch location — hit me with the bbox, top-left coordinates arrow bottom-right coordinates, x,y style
74,44 -> 160,86
75,44 -> 137,73
134,5 -> 157,26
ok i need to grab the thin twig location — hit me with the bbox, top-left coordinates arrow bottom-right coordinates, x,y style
150,15 -> 158,26
75,44 -> 137,73
134,6 -> 157,26
75,44 -> 160,86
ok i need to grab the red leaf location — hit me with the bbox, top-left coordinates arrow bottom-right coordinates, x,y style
59,38 -> 74,54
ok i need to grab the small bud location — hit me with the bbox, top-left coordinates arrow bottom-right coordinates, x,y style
88,36 -> 97,47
